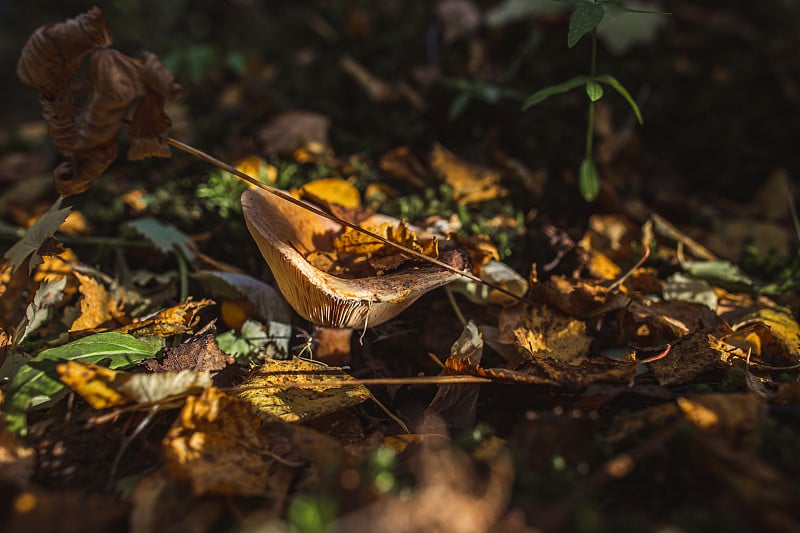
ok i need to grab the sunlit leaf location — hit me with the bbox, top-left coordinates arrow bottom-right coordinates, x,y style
2,332 -> 163,436
236,358 -> 370,423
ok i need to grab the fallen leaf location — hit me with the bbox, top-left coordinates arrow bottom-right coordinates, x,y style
147,334 -> 233,373
728,306 -> 800,366
449,260 -> 528,305
2,332 -> 163,436
538,275 -> 631,319
430,143 -> 507,205
57,360 -> 211,409
116,298 -> 214,337
425,321 -> 485,434
193,270 -> 292,325
4,200 -> 71,274
69,272 -> 119,332
259,111 -> 330,156
300,178 -> 361,209
236,358 -> 370,423
15,276 -> 67,345
500,303 -> 592,365
648,329 -> 744,386
162,386 -> 295,497
379,146 -> 428,189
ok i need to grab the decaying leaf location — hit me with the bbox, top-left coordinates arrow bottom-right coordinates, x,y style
330,220 -> 439,277
17,8 -> 180,195
146,334 -> 233,373
500,302 -> 592,365
163,387 -> 295,497
430,143 -> 507,204
57,360 -> 211,409
15,276 -> 67,345
648,329 -> 746,386
2,332 -> 163,436
236,358 -> 370,423
379,146 -> 428,189
259,111 -> 330,156
4,200 -> 71,274
68,272 -> 119,332
537,275 -> 631,319
728,306 -> 800,366
116,298 -> 214,337
425,321 -> 485,434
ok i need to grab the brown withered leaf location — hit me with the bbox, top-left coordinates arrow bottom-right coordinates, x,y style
727,306 -> 800,366
147,334 -> 233,373
259,111 -> 330,156
446,358 -> 556,385
537,275 -> 631,319
162,387 -> 295,497
425,321 -> 485,434
649,329 -> 746,386
499,302 -> 592,365
128,52 -> 181,159
17,9 -> 180,195
379,146 -> 428,189
116,298 -> 214,337
430,143 -> 507,205
16,7 -> 111,99
17,7 -> 111,155
331,220 -> 439,277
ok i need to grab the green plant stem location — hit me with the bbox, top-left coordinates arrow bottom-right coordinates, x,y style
585,27 -> 598,160
176,251 -> 189,302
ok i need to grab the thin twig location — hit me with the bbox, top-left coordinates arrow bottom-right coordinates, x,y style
167,137 -> 522,302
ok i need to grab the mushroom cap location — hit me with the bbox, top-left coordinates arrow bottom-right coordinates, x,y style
242,188 -> 467,329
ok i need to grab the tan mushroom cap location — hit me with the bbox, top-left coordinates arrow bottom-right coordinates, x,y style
242,188 -> 468,329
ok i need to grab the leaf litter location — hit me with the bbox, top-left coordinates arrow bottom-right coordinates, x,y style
2,4 -> 800,533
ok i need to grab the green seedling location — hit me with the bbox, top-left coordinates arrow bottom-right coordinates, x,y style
523,0 -> 659,200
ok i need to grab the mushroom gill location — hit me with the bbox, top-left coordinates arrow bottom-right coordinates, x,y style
241,188 -> 468,329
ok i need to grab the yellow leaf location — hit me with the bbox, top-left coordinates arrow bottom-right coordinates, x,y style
116,298 -> 214,337
69,272 -> 119,332
300,178 -> 361,209
509,304 -> 592,364
430,143 -> 507,205
729,306 -> 800,365
236,358 -> 370,423
235,155 -> 277,185
57,360 -> 212,409
163,387 -> 294,496
57,361 -> 129,409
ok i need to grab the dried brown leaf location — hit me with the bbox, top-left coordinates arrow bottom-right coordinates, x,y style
163,387 -> 295,497
116,298 -> 214,337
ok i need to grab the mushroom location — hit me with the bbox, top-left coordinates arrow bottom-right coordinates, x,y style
241,188 -> 468,329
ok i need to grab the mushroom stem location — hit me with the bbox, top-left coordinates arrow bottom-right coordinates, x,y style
167,137 -> 522,302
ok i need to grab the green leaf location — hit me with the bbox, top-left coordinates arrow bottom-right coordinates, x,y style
682,260 -> 754,291
126,218 -> 195,261
2,332 -> 164,436
586,81 -> 604,101
4,198 -> 71,274
448,92 -> 472,121
595,74 -> 644,124
568,3 -> 605,48
523,76 -> 588,110
579,158 -> 600,201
